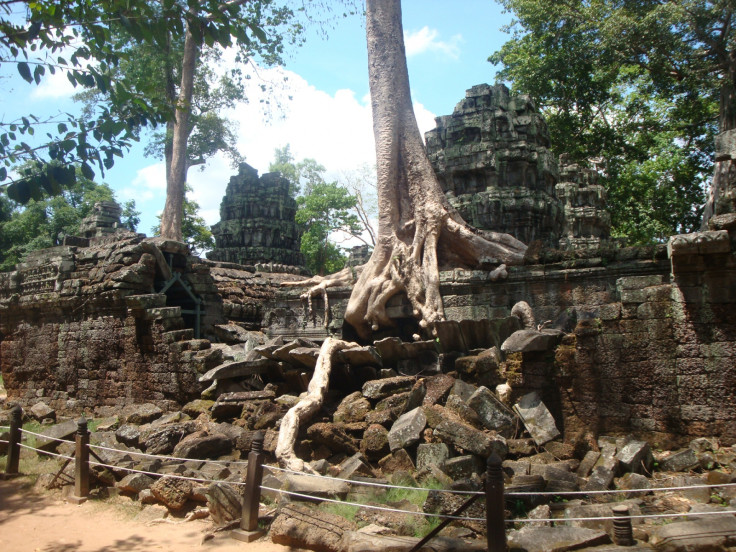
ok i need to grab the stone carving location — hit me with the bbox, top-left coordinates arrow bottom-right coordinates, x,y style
555,156 -> 611,250
208,163 -> 304,268
426,84 -> 612,251
426,83 -> 563,246
78,200 -> 126,239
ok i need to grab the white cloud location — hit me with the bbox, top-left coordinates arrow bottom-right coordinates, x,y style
30,67 -> 77,99
404,27 -> 462,59
119,163 -> 166,202
184,64 -> 436,227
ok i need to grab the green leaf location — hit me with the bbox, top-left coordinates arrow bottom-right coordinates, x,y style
17,62 -> 33,83
7,181 -> 31,204
81,162 -> 95,180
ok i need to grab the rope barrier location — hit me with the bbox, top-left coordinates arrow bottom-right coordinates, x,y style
18,442 -> 75,461
506,481 -> 736,497
509,509 -> 736,524
266,464 -> 483,496
87,459 -> 247,486
0,425 -> 10,431
19,427 -> 76,444
260,485 -> 486,522
88,443 -> 250,467
0,439 -> 9,444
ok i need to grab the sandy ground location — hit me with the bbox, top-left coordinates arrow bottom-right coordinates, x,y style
0,477 -> 302,552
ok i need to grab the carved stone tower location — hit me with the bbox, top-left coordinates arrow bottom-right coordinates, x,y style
207,163 -> 304,267
426,84 -> 563,247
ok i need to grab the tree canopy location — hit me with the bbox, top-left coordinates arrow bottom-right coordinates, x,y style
490,0 -> 731,242
269,146 -> 371,275
0,164 -> 138,270
1,0 -> 307,241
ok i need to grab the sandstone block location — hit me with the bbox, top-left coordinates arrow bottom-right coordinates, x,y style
660,449 -> 699,472
442,455 -> 484,481
334,392 -> 372,424
513,392 -> 560,445
388,407 -> 427,452
616,440 -> 654,474
151,476 -> 193,510
416,443 -> 450,471
362,376 -> 416,400
467,385 -> 516,436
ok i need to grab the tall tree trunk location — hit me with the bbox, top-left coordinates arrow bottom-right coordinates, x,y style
343,0 -> 526,339
275,0 -> 527,472
702,57 -> 736,227
160,17 -> 198,242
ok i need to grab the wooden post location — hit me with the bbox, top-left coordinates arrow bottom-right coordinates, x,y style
70,416 -> 89,504
485,452 -> 507,552
4,405 -> 22,476
232,431 -> 266,543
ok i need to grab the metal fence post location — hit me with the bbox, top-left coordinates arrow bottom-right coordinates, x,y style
232,430 -> 265,543
70,416 -> 89,504
4,405 -> 22,476
485,452 -> 507,552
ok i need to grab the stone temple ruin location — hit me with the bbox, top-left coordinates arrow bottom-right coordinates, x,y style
427,84 -> 611,250
208,163 -> 305,271
1,84 -> 736,547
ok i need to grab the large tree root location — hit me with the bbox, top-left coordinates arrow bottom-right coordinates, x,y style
275,337 -> 357,472
282,266 -> 363,328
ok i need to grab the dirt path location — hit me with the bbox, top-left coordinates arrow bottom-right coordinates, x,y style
0,477 -> 302,552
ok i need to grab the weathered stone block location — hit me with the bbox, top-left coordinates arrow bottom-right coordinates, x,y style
513,392 -> 560,445
467,385 -> 516,436
388,407 -> 427,452
416,443 -> 450,471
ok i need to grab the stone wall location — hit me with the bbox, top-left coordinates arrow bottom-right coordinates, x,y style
0,234 -> 225,412
265,233 -> 736,446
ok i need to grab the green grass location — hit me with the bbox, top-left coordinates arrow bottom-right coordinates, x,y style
318,476 -> 449,538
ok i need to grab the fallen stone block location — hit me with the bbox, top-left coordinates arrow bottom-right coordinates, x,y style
442,455 -> 484,480
513,392 -> 560,445
151,476 -> 192,511
271,502 -> 356,552
433,418 -> 507,458
576,450 -> 601,478
416,443 -> 450,471
507,525 -> 610,552
616,440 -> 654,475
650,516 -> 736,552
362,376 -> 416,400
34,419 -> 78,453
467,385 -> 517,437
388,407 -> 426,452
659,448 -> 699,472
583,466 -> 615,491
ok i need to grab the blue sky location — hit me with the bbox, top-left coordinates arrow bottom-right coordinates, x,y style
2,1 -> 513,235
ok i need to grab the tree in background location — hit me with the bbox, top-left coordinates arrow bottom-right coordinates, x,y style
0,0 -> 323,245
0,164 -> 137,270
151,185 -> 214,257
269,146 -> 374,275
490,0 -> 730,243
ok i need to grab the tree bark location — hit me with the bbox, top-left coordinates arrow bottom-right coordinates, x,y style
160,16 -> 198,242
343,0 -> 526,339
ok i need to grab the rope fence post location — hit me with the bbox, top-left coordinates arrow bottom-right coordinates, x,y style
232,430 -> 265,543
485,452 -> 507,552
612,504 -> 635,546
70,416 -> 89,504
4,405 -> 22,476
